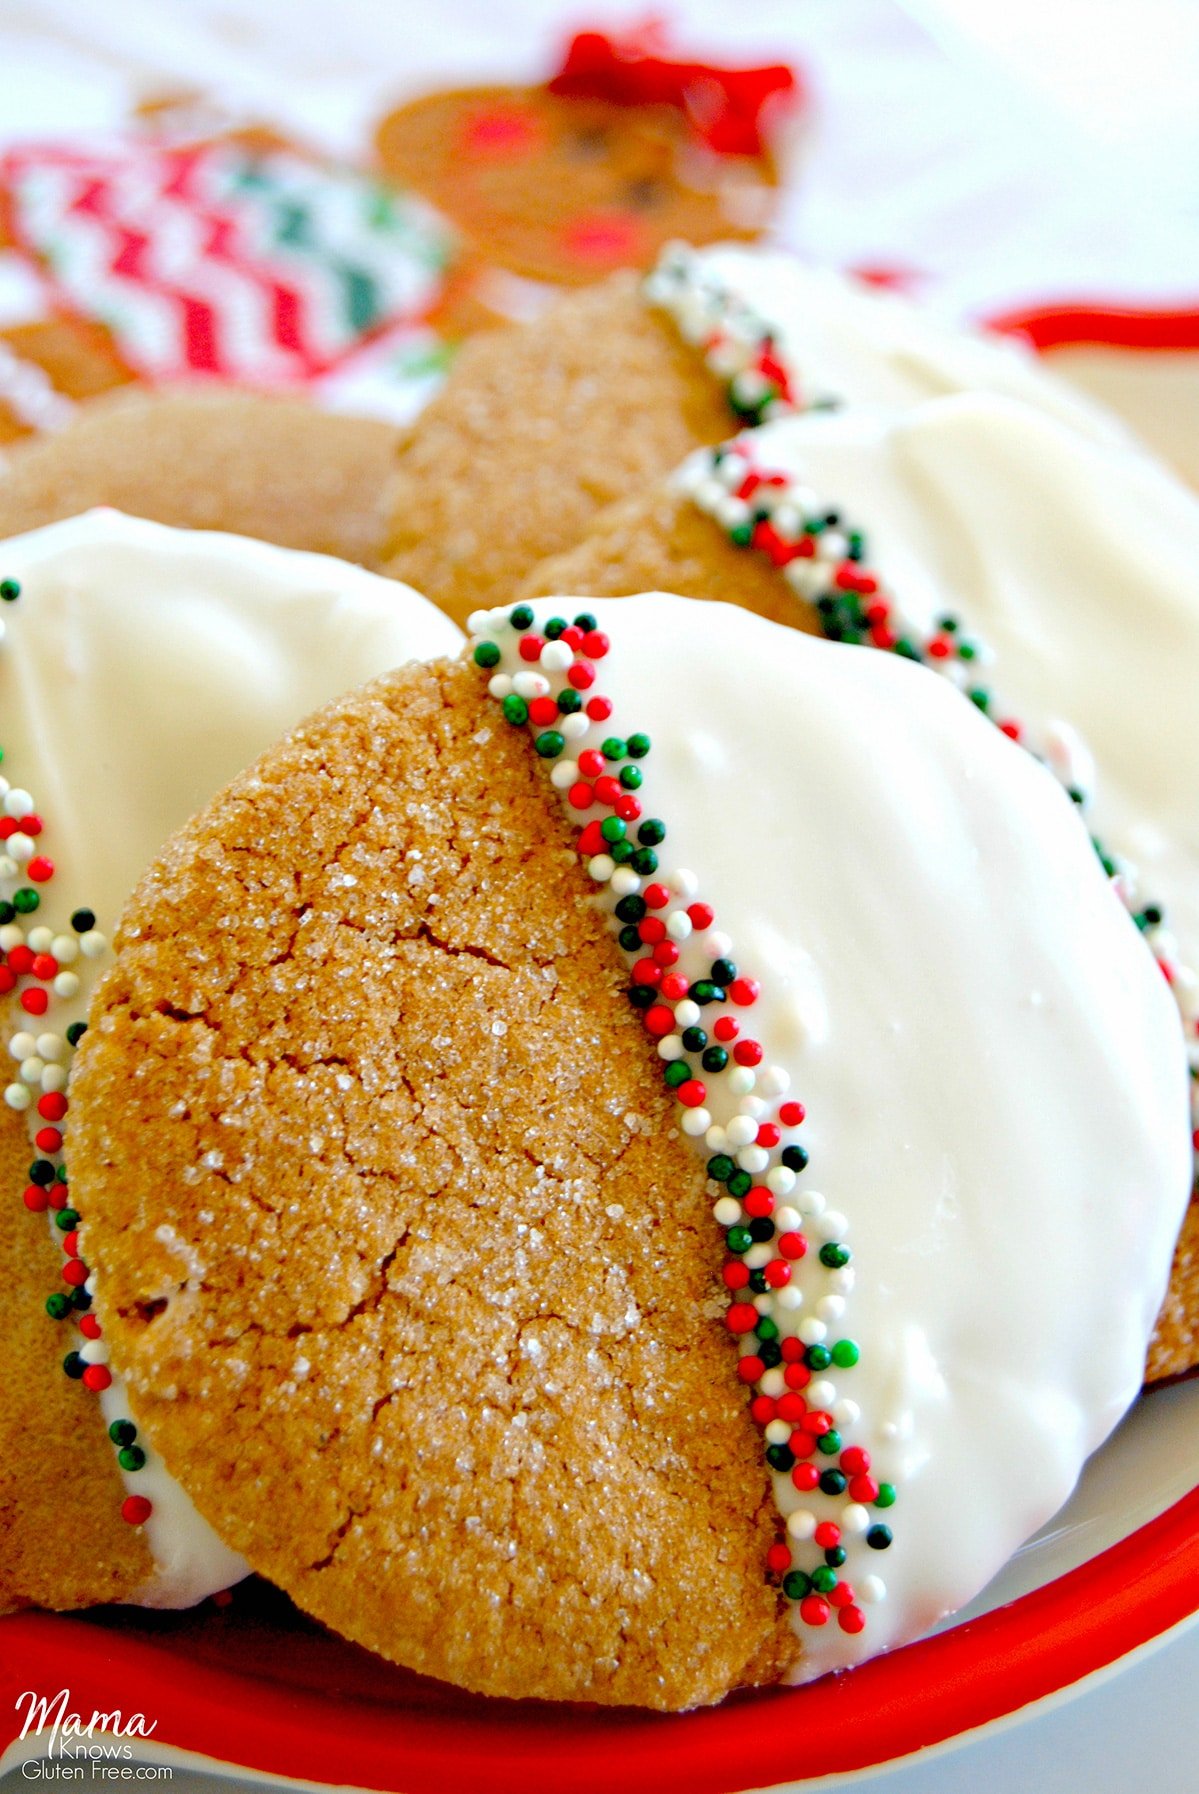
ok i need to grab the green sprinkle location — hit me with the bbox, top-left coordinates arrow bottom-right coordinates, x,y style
501,694 -> 528,726
45,1293 -> 71,1320
108,1419 -> 138,1447
726,1225 -> 752,1255
0,903 -> 12,926
637,819 -> 665,846
819,1242 -> 851,1269
765,1443 -> 794,1472
71,909 -> 96,933
557,688 -> 583,714
727,1170 -> 752,1199
782,1570 -> 812,1601
710,958 -> 737,985
509,604 -> 534,630
472,640 -> 501,669
701,1046 -> 728,1073
781,1144 -> 809,1173
664,1061 -> 690,1090
534,731 -> 564,759
13,889 -> 39,914
824,1546 -> 848,1568
29,1160 -> 55,1187
630,848 -> 658,876
758,1339 -> 782,1368
831,1338 -> 860,1368
600,816 -> 627,844
969,687 -> 991,712
118,1446 -> 147,1472
610,840 -> 634,864
820,1469 -> 847,1496
681,1025 -> 707,1052
614,895 -> 646,924
572,611 -> 597,632
54,1208 -> 80,1231
544,617 -> 567,640
618,765 -> 642,789
806,1344 -> 832,1371
866,1524 -> 893,1550
729,523 -> 753,547
958,641 -> 977,661
63,1352 -> 85,1380
816,1429 -> 842,1456
756,1316 -> 779,1342
707,1153 -> 735,1183
618,924 -> 641,952
627,733 -> 651,759
895,639 -> 921,661
0,578 -> 20,602
811,1566 -> 838,1594
874,1482 -> 897,1509
602,736 -> 627,762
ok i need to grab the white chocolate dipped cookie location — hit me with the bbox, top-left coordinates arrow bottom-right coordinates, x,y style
382,240 -> 1134,624
68,595 -> 1189,1706
0,509 -> 461,1615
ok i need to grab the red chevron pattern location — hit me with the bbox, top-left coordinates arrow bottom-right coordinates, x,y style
0,137 -> 454,388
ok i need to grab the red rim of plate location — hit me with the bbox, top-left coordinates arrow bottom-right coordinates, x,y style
985,299 -> 1199,352
1,1483 -> 1197,1794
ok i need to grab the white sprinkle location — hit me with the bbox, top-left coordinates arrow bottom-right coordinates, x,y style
775,1204 -> 801,1232
4,788 -> 33,820
737,1144 -> 769,1174
4,1083 -> 31,1110
487,673 -> 513,700
79,930 -> 108,959
42,1064 -> 69,1094
768,1166 -> 797,1197
6,829 -> 33,862
587,855 -> 614,883
550,760 -> 578,790
610,867 -> 641,897
561,713 -> 589,741
842,1504 -> 871,1536
703,929 -> 732,959
51,935 -> 79,965
658,1034 -> 685,1061
786,1509 -> 817,1541
19,1057 -> 44,1084
54,972 -> 80,1000
744,1243 -> 773,1269
673,999 -> 700,1029
796,1189 -> 827,1219
765,1419 -> 791,1445
0,925 -> 24,954
821,1209 -> 849,1238
681,1107 -> 710,1137
704,1122 -> 728,1151
671,869 -> 699,898
728,1067 -> 756,1096
725,1114 -> 756,1148
759,1367 -> 785,1397
776,1285 -> 804,1311
466,610 -> 491,635
798,1318 -> 827,1345
833,1399 -> 860,1426
513,672 -> 550,699
80,1339 -> 109,1366
665,909 -> 692,941
817,1294 -> 846,1321
26,927 -> 53,953
540,641 -> 572,672
859,1575 -> 887,1605
758,1065 -> 789,1096
712,1196 -> 741,1226
9,1031 -> 36,1062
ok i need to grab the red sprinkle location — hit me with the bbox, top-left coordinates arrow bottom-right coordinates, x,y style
643,883 -> 670,910
20,989 -> 48,1016
121,1495 -> 153,1526
737,1354 -> 765,1384
733,1039 -> 763,1067
763,1259 -> 792,1288
777,1393 -> 808,1423
567,660 -> 596,691
687,902 -> 715,930
729,977 -> 760,1006
31,954 -> 57,980
79,1314 -> 102,1340
838,1606 -> 867,1635
586,696 -> 612,722
778,1231 -> 808,1260
82,1364 -> 112,1393
840,1446 -> 871,1476
62,1259 -> 88,1287
766,1542 -> 793,1575
643,1004 -> 674,1037
779,1101 -> 806,1127
800,1596 -> 831,1628
568,781 -> 594,810
814,1521 -> 841,1549
743,1187 -> 774,1218
38,1092 -> 68,1121
577,748 -> 605,778
723,1261 -> 751,1291
726,1302 -> 759,1334
791,1463 -> 820,1492
517,634 -> 544,663
582,629 -> 610,659
755,1122 -> 780,1148
7,945 -> 34,975
22,1185 -> 49,1212
528,696 -> 558,726
35,1127 -> 62,1154
676,1078 -> 707,1109
713,1015 -> 739,1043
27,857 -> 54,883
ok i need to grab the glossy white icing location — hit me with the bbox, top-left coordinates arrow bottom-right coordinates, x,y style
0,509 -> 462,1607
645,241 -> 1132,446
674,395 -> 1199,1087
471,593 -> 1191,1678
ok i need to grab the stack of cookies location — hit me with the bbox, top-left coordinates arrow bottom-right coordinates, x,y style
0,241 -> 1194,1712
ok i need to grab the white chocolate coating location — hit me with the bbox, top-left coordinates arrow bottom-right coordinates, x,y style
650,243 -> 1131,444
691,395 -> 1199,1024
0,509 -> 461,1606
478,593 -> 1191,1678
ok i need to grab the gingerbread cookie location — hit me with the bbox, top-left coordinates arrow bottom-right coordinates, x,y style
375,32 -> 794,291
0,511 -> 461,1615
0,390 -> 403,566
381,242 -> 1131,623
69,594 -> 1188,1707
522,395 -> 1199,1381
0,318 -> 136,445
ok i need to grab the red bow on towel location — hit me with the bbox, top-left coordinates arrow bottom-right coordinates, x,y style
549,27 -> 799,157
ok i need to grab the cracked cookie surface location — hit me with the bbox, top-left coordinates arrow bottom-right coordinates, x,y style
70,654 -> 798,1709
